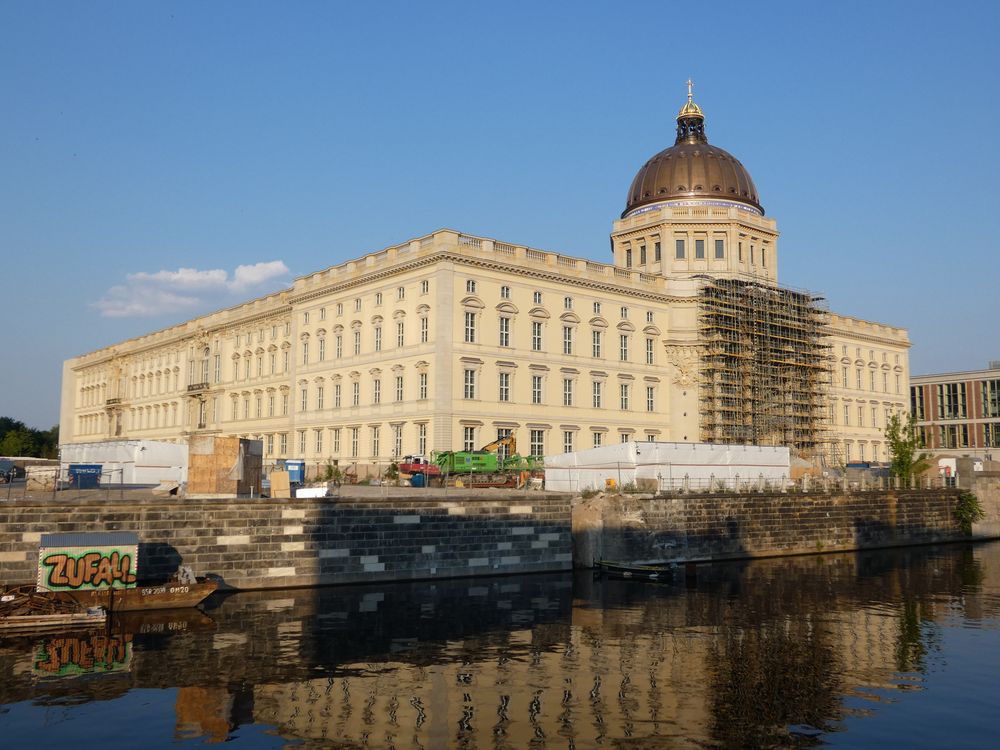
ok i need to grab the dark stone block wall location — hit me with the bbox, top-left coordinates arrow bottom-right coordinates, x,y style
0,494 -> 573,589
592,490 -> 967,564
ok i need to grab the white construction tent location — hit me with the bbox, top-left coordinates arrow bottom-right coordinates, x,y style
544,441 -> 791,493
60,440 -> 188,485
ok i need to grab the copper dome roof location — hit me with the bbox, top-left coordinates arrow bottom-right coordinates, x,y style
623,90 -> 763,217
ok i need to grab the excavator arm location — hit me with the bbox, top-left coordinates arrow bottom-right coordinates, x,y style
479,434 -> 517,455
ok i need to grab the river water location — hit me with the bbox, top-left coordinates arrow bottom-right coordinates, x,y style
2,541 -> 999,749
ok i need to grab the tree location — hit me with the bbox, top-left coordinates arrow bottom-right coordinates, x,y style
0,428 -> 36,457
884,412 -> 929,484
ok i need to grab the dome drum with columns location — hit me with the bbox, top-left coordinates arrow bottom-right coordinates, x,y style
623,82 -> 763,218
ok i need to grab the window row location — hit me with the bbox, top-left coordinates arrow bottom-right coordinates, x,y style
462,369 -> 657,411
841,367 -> 902,395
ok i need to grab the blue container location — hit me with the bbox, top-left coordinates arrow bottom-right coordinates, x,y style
68,464 -> 103,489
286,460 -> 305,484
410,472 -> 425,488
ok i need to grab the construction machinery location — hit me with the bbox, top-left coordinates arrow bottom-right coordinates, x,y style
430,435 -> 543,487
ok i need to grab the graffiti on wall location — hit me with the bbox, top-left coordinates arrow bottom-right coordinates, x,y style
37,546 -> 138,591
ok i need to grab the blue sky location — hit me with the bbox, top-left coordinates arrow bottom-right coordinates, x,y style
2,1 -> 998,429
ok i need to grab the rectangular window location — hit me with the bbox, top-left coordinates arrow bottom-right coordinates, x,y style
420,280 -> 429,294
620,383 -> 630,410
318,338 -> 326,361
334,383 -> 341,407
937,382 -> 967,419
563,378 -> 573,407
858,406 -> 864,427
563,430 -> 574,453
268,394 -> 275,416
563,326 -> 573,355
499,317 -> 510,347
298,430 -> 306,455
984,380 -> 1000,418
353,331 -> 361,355
373,379 -> 381,404
593,431 -> 603,448
213,355 -> 221,383
419,372 -> 428,400
420,317 -> 429,343
844,405 -> 850,425
883,372 -> 888,393
531,321 -> 543,351
531,375 -> 542,404
625,248 -> 632,267
715,239 -> 724,259
592,330 -> 602,358
269,353 -> 276,374
279,433 -> 287,455
856,369 -> 862,389
695,239 -> 705,259
533,291 -> 542,304
870,370 -> 876,391
281,393 -> 288,415
654,241 -> 661,261
463,426 -> 476,451
498,372 -> 510,402
871,407 -> 878,428
842,367 -> 849,387
352,382 -> 360,406
619,334 -> 629,361
255,396 -> 262,418
464,312 -> 476,343
397,286 -> 405,301
374,327 -> 382,352
354,298 -> 361,312
564,296 -> 573,310
466,279 -> 476,293
300,387 -> 308,412
303,311 -> 309,325
315,429 -> 323,454
646,386 -> 654,412
530,429 -> 544,457
592,380 -> 602,408
395,375 -> 404,402
371,426 -> 380,457
675,239 -> 685,259
593,301 -> 601,314
620,306 -> 628,319
350,427 -> 359,457
266,434 -> 274,454
301,342 -> 309,364
396,321 -> 405,347
645,338 -> 654,365
639,245 -> 646,265
335,335 -> 343,358
317,386 -> 325,410
418,423 -> 427,454
393,425 -> 402,457
464,369 -> 476,399
500,285 -> 510,299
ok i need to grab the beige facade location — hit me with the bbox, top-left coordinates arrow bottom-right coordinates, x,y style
59,93 -> 910,475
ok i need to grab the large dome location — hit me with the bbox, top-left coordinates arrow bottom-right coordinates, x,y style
623,91 -> 763,217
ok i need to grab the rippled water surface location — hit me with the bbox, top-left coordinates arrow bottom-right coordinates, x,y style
2,542 -> 1000,749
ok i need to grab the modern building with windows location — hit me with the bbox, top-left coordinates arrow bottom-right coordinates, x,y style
910,362 -> 1000,460
60,88 -> 910,476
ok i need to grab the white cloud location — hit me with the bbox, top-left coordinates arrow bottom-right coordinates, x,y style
93,260 -> 291,318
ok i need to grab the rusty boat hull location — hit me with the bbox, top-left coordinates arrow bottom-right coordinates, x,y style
55,580 -> 219,612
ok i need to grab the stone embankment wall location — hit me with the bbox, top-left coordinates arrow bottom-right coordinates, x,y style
969,471 -> 1000,539
0,494 -> 573,589
575,489 -> 971,565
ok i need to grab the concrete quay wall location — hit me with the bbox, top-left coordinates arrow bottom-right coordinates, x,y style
0,493 -> 574,589
573,489 -> 973,565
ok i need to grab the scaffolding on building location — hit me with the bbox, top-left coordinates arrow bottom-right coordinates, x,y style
699,278 -> 833,456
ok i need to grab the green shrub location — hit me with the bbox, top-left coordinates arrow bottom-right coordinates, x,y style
954,491 -> 985,534
580,488 -> 600,499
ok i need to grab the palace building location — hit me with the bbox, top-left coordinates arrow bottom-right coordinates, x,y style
60,88 -> 911,476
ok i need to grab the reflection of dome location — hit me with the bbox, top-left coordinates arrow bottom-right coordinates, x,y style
623,87 -> 763,217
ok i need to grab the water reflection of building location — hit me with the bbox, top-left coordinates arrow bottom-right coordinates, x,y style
3,545 -> 999,747
245,553 -> 967,748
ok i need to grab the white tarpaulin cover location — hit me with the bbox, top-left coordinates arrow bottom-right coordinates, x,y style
60,440 -> 188,484
544,441 -> 790,492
